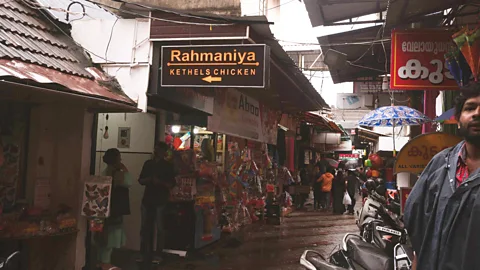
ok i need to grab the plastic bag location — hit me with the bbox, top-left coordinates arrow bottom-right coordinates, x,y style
343,192 -> 352,205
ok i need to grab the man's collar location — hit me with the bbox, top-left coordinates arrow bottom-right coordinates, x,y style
458,141 -> 467,164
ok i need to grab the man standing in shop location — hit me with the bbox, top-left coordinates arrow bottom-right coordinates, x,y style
138,142 -> 176,269
405,84 -> 480,270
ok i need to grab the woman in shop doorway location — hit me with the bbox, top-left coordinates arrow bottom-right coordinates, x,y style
332,164 -> 346,215
95,148 -> 132,270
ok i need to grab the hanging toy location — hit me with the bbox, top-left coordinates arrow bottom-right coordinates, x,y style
453,27 -> 480,81
364,159 -> 372,167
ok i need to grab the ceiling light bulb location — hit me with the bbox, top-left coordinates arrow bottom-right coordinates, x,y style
171,125 -> 181,133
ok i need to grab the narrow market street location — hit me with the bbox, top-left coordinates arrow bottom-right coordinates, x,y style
113,201 -> 359,270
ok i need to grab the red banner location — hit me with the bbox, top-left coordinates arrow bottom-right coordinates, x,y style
390,29 -> 459,90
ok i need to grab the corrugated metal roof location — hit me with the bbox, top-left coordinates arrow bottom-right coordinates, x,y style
0,0 -> 91,77
0,59 -> 134,105
0,1 -> 135,107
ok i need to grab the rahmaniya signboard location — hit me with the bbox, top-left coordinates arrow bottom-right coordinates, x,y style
394,133 -> 462,175
161,44 -> 270,88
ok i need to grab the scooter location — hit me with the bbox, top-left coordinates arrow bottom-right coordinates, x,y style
300,185 -> 413,270
357,180 -> 404,251
300,233 -> 413,270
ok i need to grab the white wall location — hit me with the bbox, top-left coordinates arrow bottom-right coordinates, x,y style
378,136 -> 410,152
71,19 -> 152,111
96,112 -> 156,250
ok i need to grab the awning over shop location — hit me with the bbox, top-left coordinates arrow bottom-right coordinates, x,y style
247,22 -> 329,112
0,60 -> 136,109
356,126 -> 384,143
304,0 -> 471,27
139,6 -> 329,113
318,12 -> 441,84
318,26 -> 389,84
302,112 -> 343,133
304,0 -> 387,27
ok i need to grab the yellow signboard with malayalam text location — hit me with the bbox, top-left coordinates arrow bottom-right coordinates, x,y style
394,133 -> 462,175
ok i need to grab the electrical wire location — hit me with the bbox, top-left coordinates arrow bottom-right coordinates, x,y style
21,0 -> 87,16
29,0 -> 237,26
278,38 -> 391,47
347,61 -> 386,73
104,17 -> 119,63
21,0 -> 116,63
82,0 -> 234,26
244,0 -> 296,16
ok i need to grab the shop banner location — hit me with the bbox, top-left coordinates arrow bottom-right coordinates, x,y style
394,133 -> 462,175
260,104 -> 278,145
208,89 -> 277,144
390,29 -> 458,90
208,88 -> 262,142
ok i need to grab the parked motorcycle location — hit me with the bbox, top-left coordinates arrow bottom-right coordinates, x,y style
300,181 -> 413,270
357,179 -> 404,251
300,232 -> 413,270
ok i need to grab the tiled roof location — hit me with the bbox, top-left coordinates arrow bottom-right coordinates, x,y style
0,0 -> 92,78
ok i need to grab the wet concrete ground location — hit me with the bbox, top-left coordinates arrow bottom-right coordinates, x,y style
112,199 -> 360,270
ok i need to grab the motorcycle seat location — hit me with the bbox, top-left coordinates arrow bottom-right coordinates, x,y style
305,252 -> 346,270
346,237 -> 394,270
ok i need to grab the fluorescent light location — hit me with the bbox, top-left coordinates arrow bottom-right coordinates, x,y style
171,125 -> 181,133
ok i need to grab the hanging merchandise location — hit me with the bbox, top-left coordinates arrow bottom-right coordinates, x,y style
170,175 -> 196,201
368,154 -> 384,169
304,151 -> 310,165
366,169 -> 373,178
173,137 -> 182,150
173,149 -> 196,175
81,176 -> 112,219
453,27 -> 480,81
364,159 -> 372,167
445,47 -> 472,87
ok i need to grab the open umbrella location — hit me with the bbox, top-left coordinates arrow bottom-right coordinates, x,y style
435,108 -> 457,124
341,159 -> 362,171
322,158 -> 339,168
359,106 -> 432,156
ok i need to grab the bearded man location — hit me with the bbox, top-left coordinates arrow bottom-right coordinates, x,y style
405,83 -> 480,270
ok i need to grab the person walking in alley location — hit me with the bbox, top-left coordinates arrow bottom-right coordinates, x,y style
138,142 -> 176,268
312,166 -> 323,211
319,167 -> 334,210
345,169 -> 359,215
95,148 -> 132,270
404,84 -> 480,270
332,165 -> 346,215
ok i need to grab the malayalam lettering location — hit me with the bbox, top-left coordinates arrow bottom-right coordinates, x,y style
397,59 -> 454,85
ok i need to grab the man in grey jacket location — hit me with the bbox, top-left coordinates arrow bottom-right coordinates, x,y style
404,83 -> 480,270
